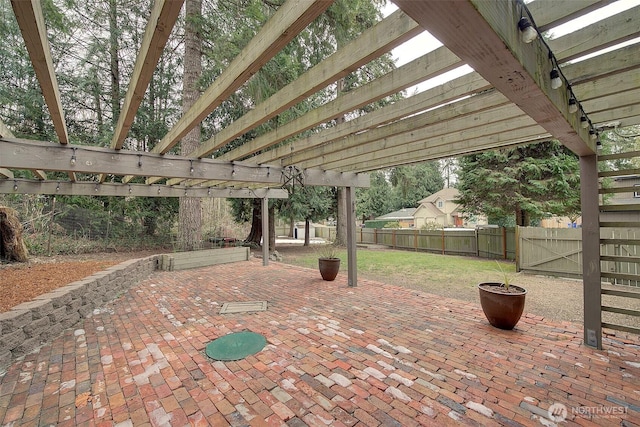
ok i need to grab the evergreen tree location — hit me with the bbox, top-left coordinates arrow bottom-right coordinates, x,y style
389,162 -> 444,210
455,141 -> 581,226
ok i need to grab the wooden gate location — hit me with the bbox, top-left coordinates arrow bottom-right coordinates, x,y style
517,227 -> 583,278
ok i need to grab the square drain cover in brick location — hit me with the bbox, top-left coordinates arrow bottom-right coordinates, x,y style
220,301 -> 267,314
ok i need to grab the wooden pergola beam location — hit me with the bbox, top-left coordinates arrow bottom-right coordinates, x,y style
393,0 -> 593,156
0,118 -> 46,180
527,0 -> 615,33
218,47 -> 461,162
110,0 -> 184,150
152,0 -> 334,155
549,5 -> 640,63
561,43 -> 640,85
0,179 -> 288,198
292,90 -> 512,169
345,125 -> 550,173
11,0 -> 68,145
249,72 -> 490,167
0,138 -> 369,187
204,10 -> 424,161
573,68 -> 640,102
318,108 -> 536,171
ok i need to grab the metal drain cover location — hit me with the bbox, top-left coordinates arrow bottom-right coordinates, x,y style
220,301 -> 267,314
205,331 -> 267,361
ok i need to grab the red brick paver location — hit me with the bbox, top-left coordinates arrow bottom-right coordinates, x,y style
1,258 -> 639,426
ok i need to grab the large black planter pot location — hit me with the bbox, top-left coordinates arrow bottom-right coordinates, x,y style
478,282 -> 527,330
318,258 -> 340,281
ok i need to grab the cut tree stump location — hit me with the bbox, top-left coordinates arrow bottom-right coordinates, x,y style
0,206 -> 29,262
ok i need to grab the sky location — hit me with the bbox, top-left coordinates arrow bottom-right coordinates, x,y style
382,0 -> 640,94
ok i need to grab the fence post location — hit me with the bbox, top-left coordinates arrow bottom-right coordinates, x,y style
414,229 -> 418,251
441,228 -> 445,255
392,229 -> 396,248
374,228 -> 378,244
502,227 -> 507,259
515,226 -> 520,272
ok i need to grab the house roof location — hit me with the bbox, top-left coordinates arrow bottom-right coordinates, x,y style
418,188 -> 460,205
376,208 -> 417,220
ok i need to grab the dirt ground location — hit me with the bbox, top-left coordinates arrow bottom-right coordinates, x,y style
0,250 -> 163,312
1,245 -> 638,330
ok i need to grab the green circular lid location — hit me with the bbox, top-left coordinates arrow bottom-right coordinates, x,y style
205,331 -> 267,361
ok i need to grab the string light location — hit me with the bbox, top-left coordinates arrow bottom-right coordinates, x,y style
517,17 -> 537,43
13,180 -> 18,191
129,185 -> 133,194
189,160 -> 194,175
550,69 -> 562,90
94,183 -> 99,192
137,154 -> 142,168
517,0 -> 596,142
157,187 -> 161,194
56,183 -> 60,192
580,116 -> 590,129
70,147 -> 77,166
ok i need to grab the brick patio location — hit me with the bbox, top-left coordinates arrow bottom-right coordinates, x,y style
1,258 -> 638,426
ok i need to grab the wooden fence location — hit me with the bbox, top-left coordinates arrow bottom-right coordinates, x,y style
355,227 -> 515,259
518,227 -> 640,286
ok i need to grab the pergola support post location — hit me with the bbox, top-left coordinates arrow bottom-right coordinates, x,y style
580,154 -> 601,349
262,196 -> 269,266
346,186 -> 357,287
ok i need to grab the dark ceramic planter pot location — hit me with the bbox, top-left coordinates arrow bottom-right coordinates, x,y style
318,258 -> 340,281
478,282 -> 527,330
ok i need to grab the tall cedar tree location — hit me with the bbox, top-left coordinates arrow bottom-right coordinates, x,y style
455,141 -> 581,226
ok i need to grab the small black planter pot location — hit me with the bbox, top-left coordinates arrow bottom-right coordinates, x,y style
318,258 -> 340,281
478,282 -> 527,330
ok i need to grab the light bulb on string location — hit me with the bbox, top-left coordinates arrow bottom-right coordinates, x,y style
550,69 -> 562,90
518,17 -> 537,43
568,97 -> 578,114
580,116 -> 589,129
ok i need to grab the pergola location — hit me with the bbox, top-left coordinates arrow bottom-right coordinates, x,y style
1,0 -> 639,349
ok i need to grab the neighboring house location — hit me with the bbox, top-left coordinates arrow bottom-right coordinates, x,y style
414,188 -> 487,228
374,208 -> 417,228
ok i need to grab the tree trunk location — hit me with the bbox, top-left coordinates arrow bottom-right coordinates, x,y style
109,0 -> 120,124
304,218 -> 310,246
178,0 -> 203,251
0,207 -> 28,262
269,205 -> 275,250
246,199 -> 262,245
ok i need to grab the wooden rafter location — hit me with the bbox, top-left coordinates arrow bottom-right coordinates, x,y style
151,0 -> 334,155
11,0 -> 68,145
110,0 -> 184,151
0,138 -> 369,188
561,43 -> 640,85
195,10 -> 423,160
249,72 -> 491,167
0,179 -> 288,198
549,5 -> 640,63
0,118 -> 46,180
393,0 -> 593,156
527,0 -> 616,33
291,91 -> 514,169
346,126 -> 551,173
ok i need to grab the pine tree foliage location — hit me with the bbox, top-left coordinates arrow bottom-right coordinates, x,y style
455,141 -> 581,226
